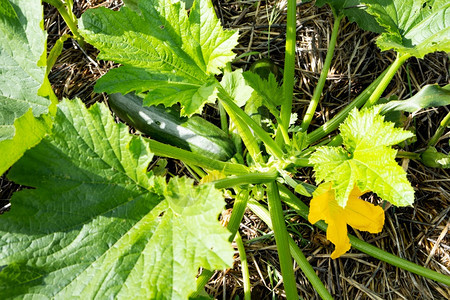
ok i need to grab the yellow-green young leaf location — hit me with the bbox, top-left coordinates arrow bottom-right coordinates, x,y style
363,0 -> 450,57
0,0 -> 53,173
243,71 -> 284,107
79,0 -> 239,116
0,99 -> 233,299
220,69 -> 254,107
310,106 -> 415,207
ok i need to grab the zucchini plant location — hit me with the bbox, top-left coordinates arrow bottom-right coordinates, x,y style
1,0 -> 449,299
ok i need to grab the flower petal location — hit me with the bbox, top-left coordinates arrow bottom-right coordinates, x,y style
344,195 -> 385,233
308,182 -> 334,224
327,218 -> 351,259
309,183 -> 351,258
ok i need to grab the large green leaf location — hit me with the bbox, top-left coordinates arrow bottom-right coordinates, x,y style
381,84 -> 450,113
80,0 -> 238,116
310,106 -> 415,207
0,99 -> 233,299
315,0 -> 384,33
0,0 -> 53,174
363,0 -> 450,57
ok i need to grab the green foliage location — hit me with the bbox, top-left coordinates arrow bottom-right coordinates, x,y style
315,0 -> 384,32
243,71 -> 283,107
310,106 -> 415,207
2,0 -> 450,298
0,99 -> 233,299
381,84 -> 450,113
421,146 -> 450,168
0,0 -> 54,173
220,69 -> 254,107
79,0 -> 239,116
363,0 -> 450,57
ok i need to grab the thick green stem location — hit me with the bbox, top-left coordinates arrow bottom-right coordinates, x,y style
428,111 -> 450,146
290,157 -> 313,168
363,53 -> 411,108
43,0 -> 85,47
267,182 -> 299,299
248,199 -> 333,300
347,235 -> 450,286
218,102 -> 229,134
300,15 -> 343,132
279,185 -> 450,286
218,86 -> 284,160
193,269 -> 213,297
227,191 -> 250,241
306,66 -> 390,144
194,191 -> 250,297
221,97 -> 262,161
307,53 -> 410,144
147,139 -> 248,175
46,34 -> 71,75
213,169 -> 278,190
236,232 -> 251,300
280,0 -> 298,140
396,150 -> 421,160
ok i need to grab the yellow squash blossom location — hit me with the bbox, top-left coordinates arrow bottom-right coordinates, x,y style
308,182 -> 385,259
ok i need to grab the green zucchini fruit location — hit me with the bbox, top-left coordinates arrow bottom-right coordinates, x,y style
109,93 -> 236,161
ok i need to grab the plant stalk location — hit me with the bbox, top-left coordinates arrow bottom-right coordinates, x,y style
236,232 -> 252,300
396,150 -> 421,160
213,169 -> 279,190
428,111 -> 450,146
147,139 -> 249,175
307,52 -> 410,144
218,102 -> 229,134
43,0 -> 85,47
362,53 -> 411,109
227,190 -> 250,241
307,67 -> 389,144
300,15 -> 343,132
267,182 -> 299,299
248,199 -> 333,300
221,96 -> 262,161
193,191 -> 250,297
279,0 -> 298,140
218,86 -> 284,160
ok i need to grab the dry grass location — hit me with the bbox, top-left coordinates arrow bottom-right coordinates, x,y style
1,0 -> 449,299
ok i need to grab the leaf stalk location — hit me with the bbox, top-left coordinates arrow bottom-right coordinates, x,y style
236,232 -> 251,300
428,111 -> 450,146
300,15 -> 343,132
248,199 -> 333,300
266,181 -> 299,299
280,0 -> 298,139
363,53 -> 411,109
218,86 -> 284,160
147,139 -> 249,175
43,0 -> 85,47
213,169 -> 279,190
307,67 -> 389,144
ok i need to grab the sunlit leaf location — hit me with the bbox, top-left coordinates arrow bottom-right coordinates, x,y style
80,0 -> 239,116
310,106 -> 415,207
0,99 -> 233,299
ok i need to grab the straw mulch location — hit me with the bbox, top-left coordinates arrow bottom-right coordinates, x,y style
1,0 -> 449,299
